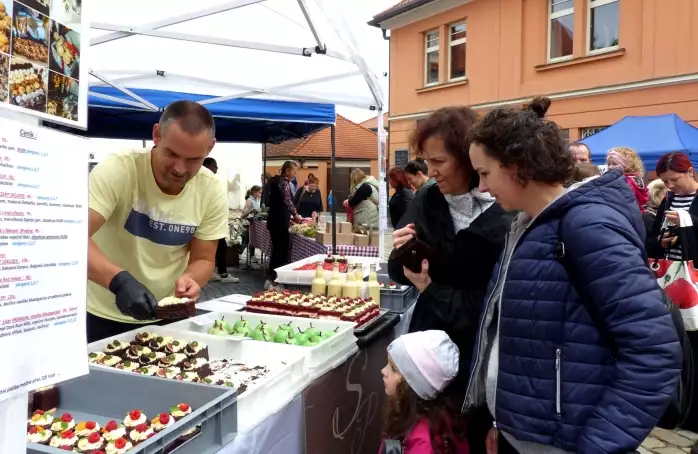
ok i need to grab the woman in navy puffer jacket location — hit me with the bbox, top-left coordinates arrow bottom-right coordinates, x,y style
465,97 -> 682,454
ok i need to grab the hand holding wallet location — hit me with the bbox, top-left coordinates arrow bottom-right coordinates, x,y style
392,236 -> 440,273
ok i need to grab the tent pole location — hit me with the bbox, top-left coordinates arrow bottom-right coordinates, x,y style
330,124 -> 336,255
263,143 -> 267,182
142,140 -> 146,148
377,108 -> 385,261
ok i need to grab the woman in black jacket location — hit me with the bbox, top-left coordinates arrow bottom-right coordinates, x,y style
389,107 -> 512,374
293,176 -> 323,218
387,166 -> 414,228
388,107 -> 513,451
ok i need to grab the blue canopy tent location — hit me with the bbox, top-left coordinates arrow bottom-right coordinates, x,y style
44,86 -> 336,144
578,114 -> 698,170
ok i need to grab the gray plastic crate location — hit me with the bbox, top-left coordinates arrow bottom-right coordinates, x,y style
27,367 -> 237,454
377,274 -> 418,313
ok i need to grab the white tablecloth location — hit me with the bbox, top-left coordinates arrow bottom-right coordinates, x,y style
218,394 -> 304,454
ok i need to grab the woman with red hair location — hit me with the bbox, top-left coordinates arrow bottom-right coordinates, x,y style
650,152 -> 698,437
388,167 -> 414,228
648,151 -> 698,262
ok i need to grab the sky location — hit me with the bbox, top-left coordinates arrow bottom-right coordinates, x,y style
87,0 -> 398,124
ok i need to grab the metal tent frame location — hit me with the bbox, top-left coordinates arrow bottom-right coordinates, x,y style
88,0 -> 386,256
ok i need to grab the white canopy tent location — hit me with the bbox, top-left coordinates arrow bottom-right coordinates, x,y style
85,0 -> 388,253
87,0 -> 385,116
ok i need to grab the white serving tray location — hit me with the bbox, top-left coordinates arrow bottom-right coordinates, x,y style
166,311 -> 358,378
195,298 -> 245,313
88,326 -> 309,434
274,254 -> 382,285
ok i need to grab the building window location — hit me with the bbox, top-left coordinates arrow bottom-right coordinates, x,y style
581,126 -> 608,138
449,22 -> 466,80
549,0 -> 574,60
588,0 -> 619,52
395,149 -> 409,168
424,30 -> 439,86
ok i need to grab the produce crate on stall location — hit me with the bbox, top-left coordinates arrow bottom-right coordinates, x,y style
27,367 -> 236,454
167,311 -> 358,379
274,254 -> 382,286
377,273 -> 419,313
87,326 -> 308,434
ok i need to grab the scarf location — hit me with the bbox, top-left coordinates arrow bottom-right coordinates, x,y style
443,189 -> 495,232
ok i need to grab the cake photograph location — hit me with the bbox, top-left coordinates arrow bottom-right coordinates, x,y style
0,53 -> 10,102
50,0 -> 79,28
48,19 -> 78,79
11,1 -> 49,66
16,0 -> 49,16
47,70 -> 77,120
0,0 -> 13,54
9,56 -> 46,111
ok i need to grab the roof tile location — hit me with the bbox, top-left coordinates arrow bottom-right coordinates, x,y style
266,115 -> 378,160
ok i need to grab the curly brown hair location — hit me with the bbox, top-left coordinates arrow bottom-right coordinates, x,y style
469,97 -> 573,185
383,380 -> 466,454
410,106 -> 480,190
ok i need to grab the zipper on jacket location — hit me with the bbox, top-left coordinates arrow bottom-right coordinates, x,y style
462,234 -> 509,412
462,221 -> 523,413
555,348 -> 561,416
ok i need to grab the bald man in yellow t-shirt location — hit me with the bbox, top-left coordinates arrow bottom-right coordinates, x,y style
87,101 -> 228,342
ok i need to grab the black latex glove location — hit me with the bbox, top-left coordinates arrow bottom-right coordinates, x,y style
109,271 -> 157,320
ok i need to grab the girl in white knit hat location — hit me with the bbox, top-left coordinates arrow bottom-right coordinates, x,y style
380,330 -> 469,454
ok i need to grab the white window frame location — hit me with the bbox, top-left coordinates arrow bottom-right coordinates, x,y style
587,0 -> 620,55
448,22 -> 467,82
424,29 -> 440,87
547,0 -> 574,62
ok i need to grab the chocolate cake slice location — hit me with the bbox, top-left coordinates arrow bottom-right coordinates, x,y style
155,297 -> 195,320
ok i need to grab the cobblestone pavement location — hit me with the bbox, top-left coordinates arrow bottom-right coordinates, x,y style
199,263 -> 267,302
641,429 -> 698,454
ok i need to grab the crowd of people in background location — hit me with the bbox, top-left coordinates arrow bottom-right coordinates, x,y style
197,99 -> 698,454
379,97 -> 698,454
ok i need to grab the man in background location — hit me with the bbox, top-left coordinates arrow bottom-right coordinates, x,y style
404,158 -> 430,190
87,101 -> 228,342
203,157 -> 240,284
569,142 -> 592,164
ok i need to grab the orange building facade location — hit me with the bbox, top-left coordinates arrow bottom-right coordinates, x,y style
370,0 -> 698,164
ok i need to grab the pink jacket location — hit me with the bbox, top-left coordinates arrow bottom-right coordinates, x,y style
625,174 -> 649,213
381,417 -> 469,454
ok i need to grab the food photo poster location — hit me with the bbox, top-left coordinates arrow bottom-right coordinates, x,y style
0,0 -> 88,128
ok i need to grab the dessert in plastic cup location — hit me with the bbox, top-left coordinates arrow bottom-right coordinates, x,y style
75,420 -> 100,437
49,429 -> 78,449
101,420 -> 126,442
26,425 -> 52,445
151,412 -> 175,432
123,409 -> 147,429
129,423 -> 155,445
75,432 -> 106,453
28,409 -> 54,429
170,403 -> 192,421
51,412 -> 76,432
105,437 -> 132,454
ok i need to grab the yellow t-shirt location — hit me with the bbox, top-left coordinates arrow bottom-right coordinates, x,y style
88,149 -> 228,323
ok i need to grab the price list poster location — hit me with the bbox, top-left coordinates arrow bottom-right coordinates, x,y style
0,118 -> 88,401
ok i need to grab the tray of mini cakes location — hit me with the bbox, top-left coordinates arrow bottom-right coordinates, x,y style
167,311 -> 358,380
26,367 -> 236,454
86,326 -> 308,434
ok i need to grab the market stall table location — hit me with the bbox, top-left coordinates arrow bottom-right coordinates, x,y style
249,219 -> 379,262
190,293 -> 398,454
